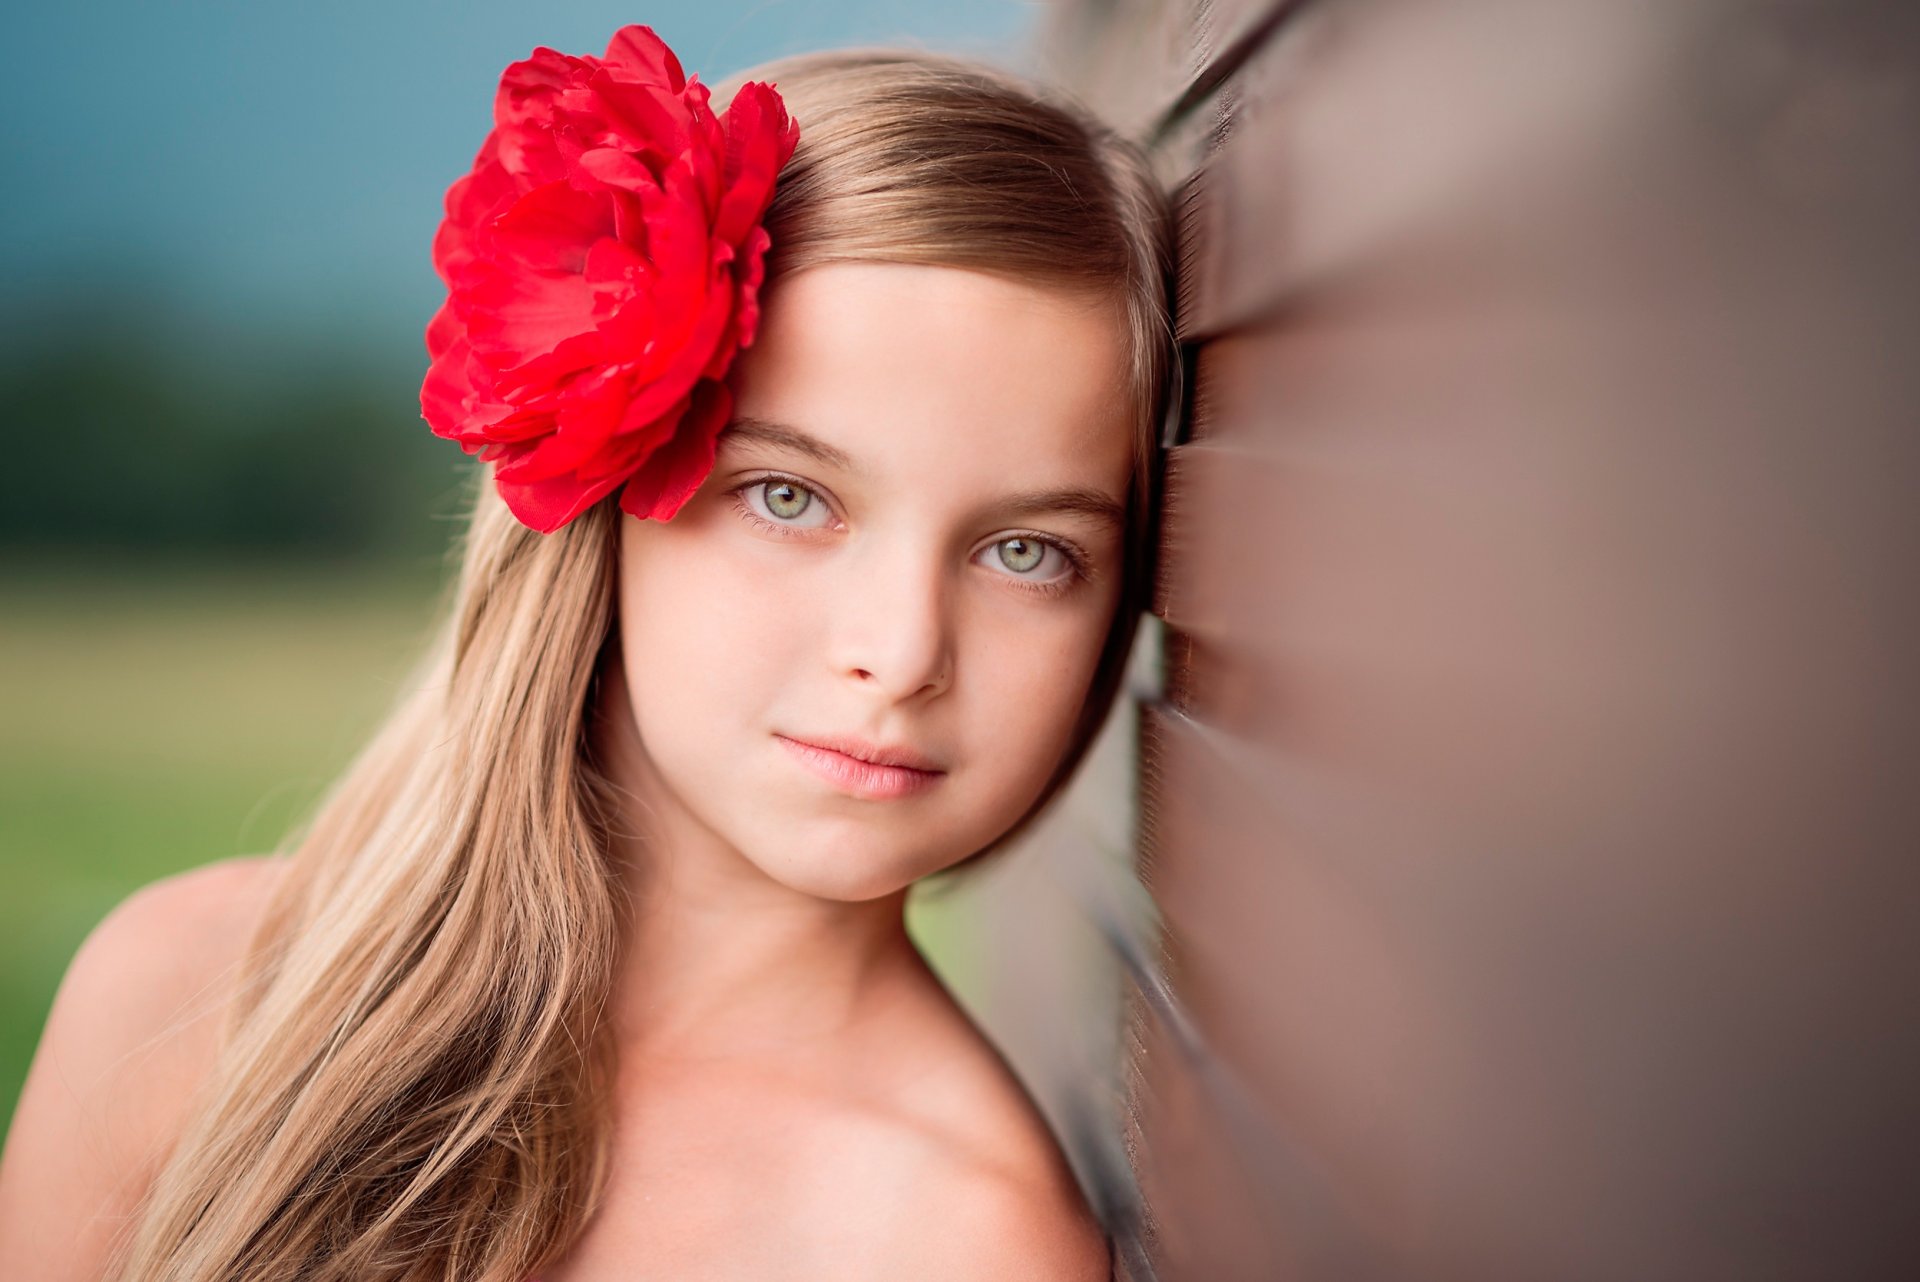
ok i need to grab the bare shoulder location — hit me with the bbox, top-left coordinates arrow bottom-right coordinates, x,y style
853,979 -> 1112,1280
901,1146 -> 1112,1282
0,854 -> 288,1281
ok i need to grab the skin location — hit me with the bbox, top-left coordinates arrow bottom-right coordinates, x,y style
0,262 -> 1136,1280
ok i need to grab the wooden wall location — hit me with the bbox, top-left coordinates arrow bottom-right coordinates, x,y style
1034,2 -> 1920,1278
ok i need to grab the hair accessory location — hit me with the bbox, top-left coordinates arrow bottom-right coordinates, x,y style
420,25 -> 800,533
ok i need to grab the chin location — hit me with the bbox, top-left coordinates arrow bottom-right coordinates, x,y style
749,831 -> 962,903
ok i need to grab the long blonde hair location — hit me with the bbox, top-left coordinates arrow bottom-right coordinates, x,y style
109,48 -> 1172,1282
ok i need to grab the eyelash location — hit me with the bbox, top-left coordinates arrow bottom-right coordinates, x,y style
725,471 -> 1093,598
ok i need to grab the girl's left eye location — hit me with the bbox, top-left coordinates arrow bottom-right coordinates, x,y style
974,536 -> 1084,594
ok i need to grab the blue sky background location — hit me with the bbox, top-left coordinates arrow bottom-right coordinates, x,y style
3,1 -> 1039,356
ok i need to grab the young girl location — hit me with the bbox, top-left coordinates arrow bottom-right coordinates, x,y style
0,26 -> 1172,1281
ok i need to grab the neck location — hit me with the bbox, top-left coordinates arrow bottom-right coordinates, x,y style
586,656 -> 926,1065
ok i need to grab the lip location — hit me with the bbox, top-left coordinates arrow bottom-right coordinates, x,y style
775,733 -> 947,800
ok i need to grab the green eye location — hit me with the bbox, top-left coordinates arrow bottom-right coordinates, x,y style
763,480 -> 813,520
998,537 -> 1045,574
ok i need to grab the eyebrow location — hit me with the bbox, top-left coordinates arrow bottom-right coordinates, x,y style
998,486 -> 1128,533
719,415 -> 861,473
718,415 -> 1127,533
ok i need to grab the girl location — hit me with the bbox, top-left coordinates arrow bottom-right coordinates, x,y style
0,26 -> 1172,1281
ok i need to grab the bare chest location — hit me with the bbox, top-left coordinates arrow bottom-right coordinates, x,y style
537,1067 -> 950,1282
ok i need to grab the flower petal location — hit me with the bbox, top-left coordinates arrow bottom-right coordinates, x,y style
421,331 -> 513,445
587,67 -> 691,166
492,47 -> 588,186
495,461 -> 625,534
600,25 -> 685,93
618,379 -> 732,522
713,81 -> 799,247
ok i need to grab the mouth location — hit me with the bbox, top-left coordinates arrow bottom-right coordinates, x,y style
774,734 -> 947,801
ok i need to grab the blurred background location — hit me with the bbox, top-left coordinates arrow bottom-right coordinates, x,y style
0,0 -> 1041,1133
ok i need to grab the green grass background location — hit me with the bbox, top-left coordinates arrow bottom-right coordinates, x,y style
0,563 -> 450,1133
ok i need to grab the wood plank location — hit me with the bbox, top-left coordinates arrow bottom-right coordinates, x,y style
1141,1 -> 1920,1270
1179,0 -> 1691,336
1083,0 -> 1919,1276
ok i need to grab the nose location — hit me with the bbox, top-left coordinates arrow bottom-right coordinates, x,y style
829,536 -> 955,702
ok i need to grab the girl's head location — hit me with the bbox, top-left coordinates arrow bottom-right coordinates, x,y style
111,41 -> 1171,1282
602,50 -> 1175,899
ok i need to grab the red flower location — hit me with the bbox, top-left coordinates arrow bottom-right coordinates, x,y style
420,25 -> 799,532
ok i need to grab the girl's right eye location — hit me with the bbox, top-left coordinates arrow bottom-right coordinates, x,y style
731,475 -> 836,533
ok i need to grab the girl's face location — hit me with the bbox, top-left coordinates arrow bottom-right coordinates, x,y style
612,262 -> 1135,901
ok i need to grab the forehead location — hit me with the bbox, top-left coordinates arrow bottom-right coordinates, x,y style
723,262 -> 1134,500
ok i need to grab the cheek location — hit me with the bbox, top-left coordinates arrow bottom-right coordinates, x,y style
616,524 -> 812,738
958,604 -> 1113,804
